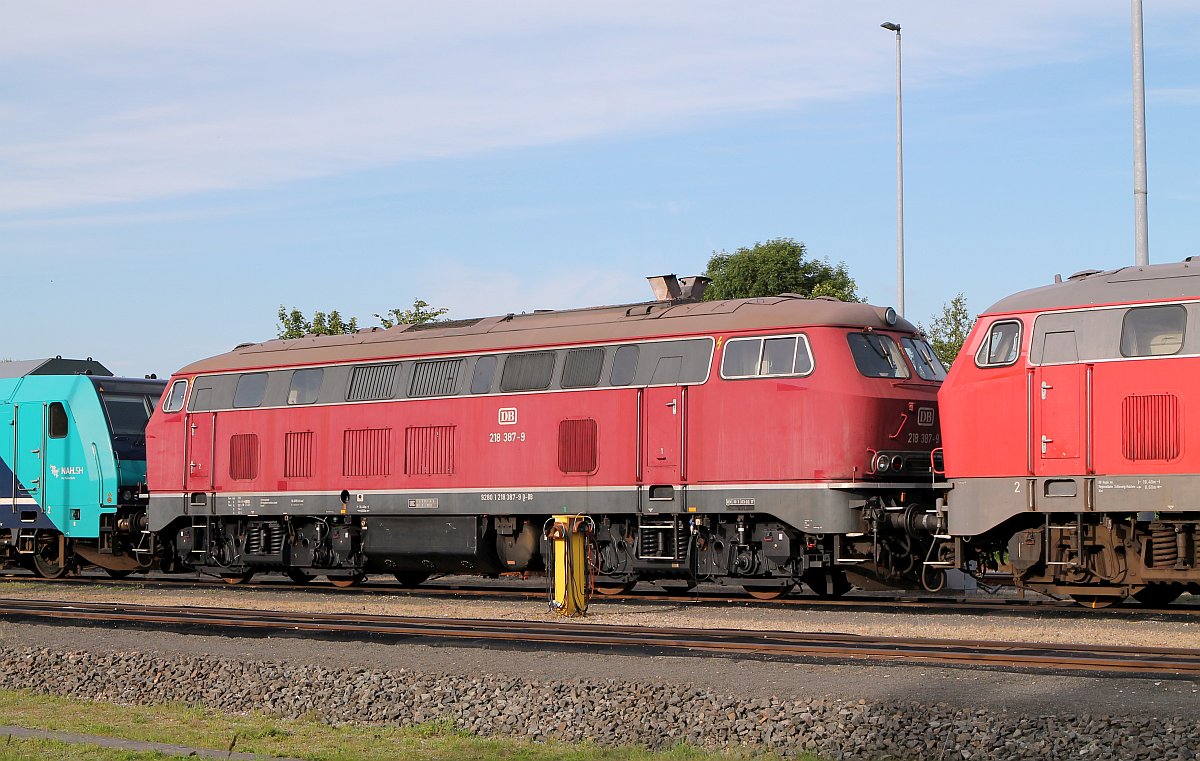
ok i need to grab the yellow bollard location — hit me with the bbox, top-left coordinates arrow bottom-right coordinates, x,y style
549,514 -> 591,617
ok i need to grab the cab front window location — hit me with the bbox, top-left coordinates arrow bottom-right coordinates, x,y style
847,333 -> 910,379
901,337 -> 947,381
102,393 -> 155,436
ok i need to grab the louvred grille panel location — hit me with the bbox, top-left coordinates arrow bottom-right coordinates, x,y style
1122,394 -> 1179,461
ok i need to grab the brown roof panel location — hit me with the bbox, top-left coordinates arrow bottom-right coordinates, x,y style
985,260 -> 1200,315
177,296 -> 914,375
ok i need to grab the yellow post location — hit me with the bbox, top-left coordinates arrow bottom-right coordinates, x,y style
550,514 -> 590,617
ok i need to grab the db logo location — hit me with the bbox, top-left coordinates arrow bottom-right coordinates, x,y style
498,408 -> 518,425
917,407 -> 935,427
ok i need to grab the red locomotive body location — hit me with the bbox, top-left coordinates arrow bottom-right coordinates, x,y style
147,283 -> 946,595
940,261 -> 1200,606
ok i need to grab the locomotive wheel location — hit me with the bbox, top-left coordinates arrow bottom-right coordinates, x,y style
221,571 -> 255,585
1069,593 -> 1124,609
393,571 -> 431,588
327,573 -> 366,588
31,553 -> 68,579
743,583 -> 795,601
1133,584 -> 1184,608
593,580 -> 635,596
285,568 -> 316,584
30,536 -> 69,579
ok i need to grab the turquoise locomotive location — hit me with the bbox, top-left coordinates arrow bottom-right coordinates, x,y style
0,358 -> 165,577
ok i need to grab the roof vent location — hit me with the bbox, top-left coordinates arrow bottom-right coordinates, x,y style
646,274 -> 682,301
1067,269 -> 1102,281
677,275 -> 711,301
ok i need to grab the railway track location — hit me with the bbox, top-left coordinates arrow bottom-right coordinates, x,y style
1,597 -> 1198,678
3,571 -> 1199,621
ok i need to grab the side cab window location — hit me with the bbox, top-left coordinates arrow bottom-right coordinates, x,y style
162,379 -> 188,413
975,320 -> 1022,367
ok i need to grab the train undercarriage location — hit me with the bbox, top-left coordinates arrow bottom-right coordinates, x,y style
2,497 -> 951,600
960,511 -> 1200,608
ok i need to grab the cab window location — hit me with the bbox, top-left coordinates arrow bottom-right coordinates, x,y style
901,337 -> 947,380
48,403 -> 68,439
974,320 -> 1022,367
162,379 -> 188,413
847,333 -> 910,379
720,335 -> 813,379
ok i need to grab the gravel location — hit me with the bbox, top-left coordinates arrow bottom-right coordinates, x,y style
0,643 -> 1197,761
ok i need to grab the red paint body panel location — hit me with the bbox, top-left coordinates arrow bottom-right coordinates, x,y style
148,325 -> 941,499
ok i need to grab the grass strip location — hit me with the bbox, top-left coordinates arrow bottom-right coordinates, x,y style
0,690 -> 817,761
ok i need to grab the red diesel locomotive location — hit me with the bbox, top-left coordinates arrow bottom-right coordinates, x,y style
145,276 -> 947,596
940,260 -> 1200,607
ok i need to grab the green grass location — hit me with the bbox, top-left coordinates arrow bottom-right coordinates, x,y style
0,690 -> 821,761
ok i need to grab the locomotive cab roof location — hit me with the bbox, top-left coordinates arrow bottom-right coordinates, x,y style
985,259 -> 1200,315
0,357 -> 113,380
181,294 -> 916,374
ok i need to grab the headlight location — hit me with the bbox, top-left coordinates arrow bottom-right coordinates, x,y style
890,455 -> 904,471
875,453 -> 891,472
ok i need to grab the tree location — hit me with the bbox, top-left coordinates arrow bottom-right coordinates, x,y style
376,299 -> 450,329
276,306 -> 359,339
703,238 -> 863,302
920,293 -> 974,367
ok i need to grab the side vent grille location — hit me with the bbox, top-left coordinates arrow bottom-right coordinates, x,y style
343,428 -> 391,477
229,434 -> 259,481
1122,393 -> 1179,461
347,363 -> 398,401
405,425 -> 455,475
284,431 -> 314,479
558,418 -> 598,474
409,358 -> 464,397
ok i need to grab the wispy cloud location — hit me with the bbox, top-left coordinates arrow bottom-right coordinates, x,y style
0,1 -> 1195,215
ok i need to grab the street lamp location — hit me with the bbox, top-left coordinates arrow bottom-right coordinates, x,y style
1131,0 -> 1149,265
881,22 -> 904,315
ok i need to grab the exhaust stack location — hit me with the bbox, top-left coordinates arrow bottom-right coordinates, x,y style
647,274 -> 710,302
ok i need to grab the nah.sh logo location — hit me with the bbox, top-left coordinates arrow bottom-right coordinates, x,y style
917,408 -> 935,427
498,408 -> 518,425
49,465 -> 84,478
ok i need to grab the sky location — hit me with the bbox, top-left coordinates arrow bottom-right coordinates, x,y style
1,2 -> 1197,377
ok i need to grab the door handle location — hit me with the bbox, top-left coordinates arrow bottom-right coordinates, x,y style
665,400 -> 677,415
1041,435 -> 1053,454
1040,381 -> 1053,400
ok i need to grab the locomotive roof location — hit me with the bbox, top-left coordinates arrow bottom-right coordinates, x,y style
985,259 -> 1200,315
180,295 -> 914,374
0,357 -> 113,380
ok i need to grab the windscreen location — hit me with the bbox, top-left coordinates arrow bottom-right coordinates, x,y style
847,333 -> 911,379
900,337 -> 948,381
101,393 -> 157,436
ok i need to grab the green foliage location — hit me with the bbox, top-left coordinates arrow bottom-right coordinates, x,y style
703,238 -> 862,302
277,298 -> 450,339
376,299 -> 450,329
276,306 -> 359,339
920,292 -> 974,367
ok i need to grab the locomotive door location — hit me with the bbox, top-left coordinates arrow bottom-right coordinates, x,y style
1034,330 -> 1084,473
183,411 -> 217,492
640,385 -> 685,512
14,404 -> 46,510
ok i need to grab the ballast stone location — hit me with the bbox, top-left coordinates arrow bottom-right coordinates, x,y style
0,645 -> 1194,761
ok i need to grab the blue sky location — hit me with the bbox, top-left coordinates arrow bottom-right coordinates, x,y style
1,2 -> 1197,377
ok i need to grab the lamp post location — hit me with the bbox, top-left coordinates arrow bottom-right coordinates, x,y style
881,22 -> 905,315
1131,0 -> 1149,266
